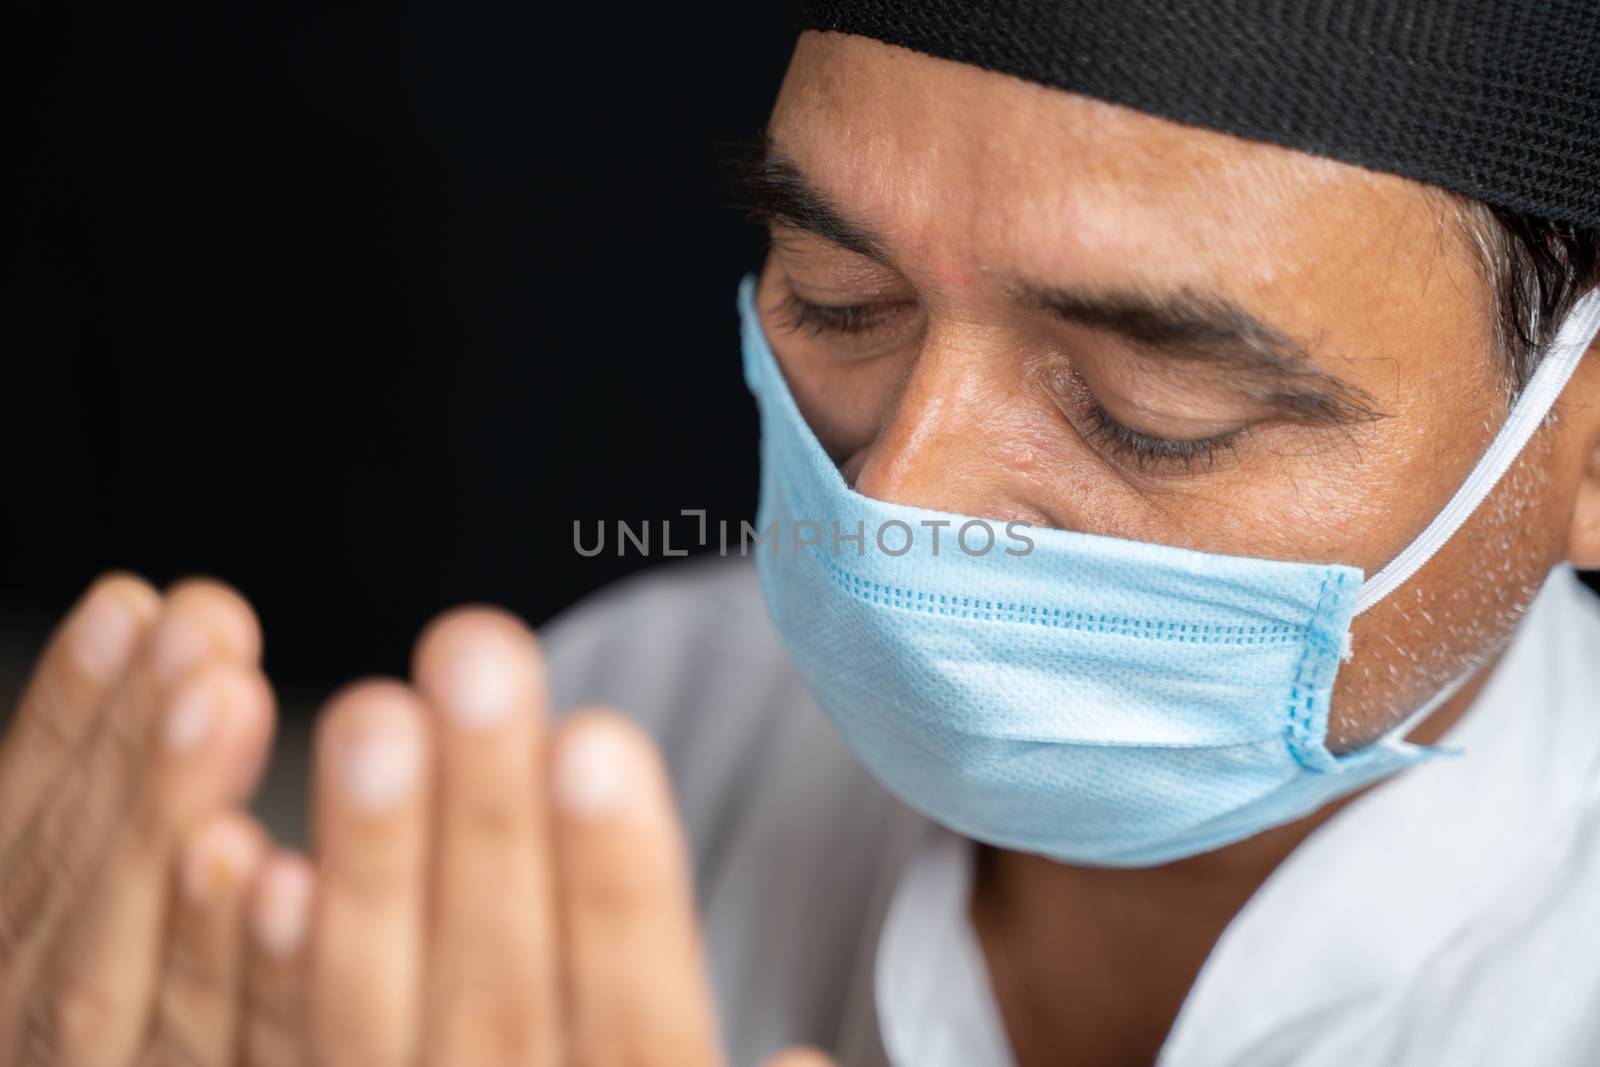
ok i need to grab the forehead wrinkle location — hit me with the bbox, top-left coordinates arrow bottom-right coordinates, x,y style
779,32 -> 1436,296
773,49 -> 1245,297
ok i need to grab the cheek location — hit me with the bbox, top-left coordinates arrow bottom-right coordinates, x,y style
1233,367 -> 1501,574
784,358 -> 911,464
1327,434 -> 1569,749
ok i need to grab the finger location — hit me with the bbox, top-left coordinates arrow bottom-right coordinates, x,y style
2,579 -> 259,936
308,681 -> 430,1067
411,608 -> 559,1067
0,572 -> 161,850
763,1050 -> 840,1067
243,852 -> 315,1067
3,580 -> 264,1061
141,811 -> 269,1067
38,661 -> 275,1067
551,709 -> 723,1067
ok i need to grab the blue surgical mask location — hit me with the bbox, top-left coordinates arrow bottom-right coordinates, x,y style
736,271 -> 1600,867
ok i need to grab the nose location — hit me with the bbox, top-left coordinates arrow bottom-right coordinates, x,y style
848,326 -> 1046,524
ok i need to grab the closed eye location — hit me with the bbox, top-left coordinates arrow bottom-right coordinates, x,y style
1078,397 -> 1246,472
770,292 -> 904,337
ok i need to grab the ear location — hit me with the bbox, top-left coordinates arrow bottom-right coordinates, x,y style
1569,438 -> 1600,568
1567,342 -> 1600,569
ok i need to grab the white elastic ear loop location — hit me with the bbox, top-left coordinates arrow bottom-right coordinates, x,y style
1355,288 -> 1600,616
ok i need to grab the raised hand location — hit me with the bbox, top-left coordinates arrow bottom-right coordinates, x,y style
0,578 -> 837,1065
0,575 -> 276,1065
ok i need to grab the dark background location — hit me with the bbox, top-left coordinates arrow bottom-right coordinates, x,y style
4,2 -> 796,704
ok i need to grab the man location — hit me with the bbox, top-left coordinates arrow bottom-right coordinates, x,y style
3,2 -> 1600,1064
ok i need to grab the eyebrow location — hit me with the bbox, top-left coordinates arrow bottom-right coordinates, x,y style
1008,283 -> 1384,424
727,130 -> 894,264
726,131 -> 1384,426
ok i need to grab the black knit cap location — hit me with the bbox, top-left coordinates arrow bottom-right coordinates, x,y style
794,1 -> 1600,229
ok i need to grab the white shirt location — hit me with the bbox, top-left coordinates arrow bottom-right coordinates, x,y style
539,556 -> 1600,1066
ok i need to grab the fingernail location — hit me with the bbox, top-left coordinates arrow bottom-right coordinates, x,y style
153,611 -> 212,682
253,860 -> 313,958
71,585 -> 141,683
183,818 -> 257,904
164,678 -> 217,752
441,634 -> 525,730
554,725 -> 636,818
340,718 -> 421,812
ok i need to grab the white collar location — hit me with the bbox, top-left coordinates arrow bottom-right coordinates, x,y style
875,822 -> 1019,1067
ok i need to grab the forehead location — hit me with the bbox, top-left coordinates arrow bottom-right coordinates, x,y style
768,32 -> 1448,299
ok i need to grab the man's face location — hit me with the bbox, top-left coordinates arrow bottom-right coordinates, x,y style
753,32 -> 1600,748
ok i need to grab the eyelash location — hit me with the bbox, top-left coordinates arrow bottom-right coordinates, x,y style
772,290 -> 1244,472
1079,397 -> 1243,472
772,292 -> 897,336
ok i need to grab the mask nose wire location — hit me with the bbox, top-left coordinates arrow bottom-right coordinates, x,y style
1353,289 -> 1600,617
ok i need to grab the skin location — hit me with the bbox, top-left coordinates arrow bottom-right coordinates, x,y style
0,582 -> 827,1065
3,25 -> 1599,1067
0,576 -> 276,1064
